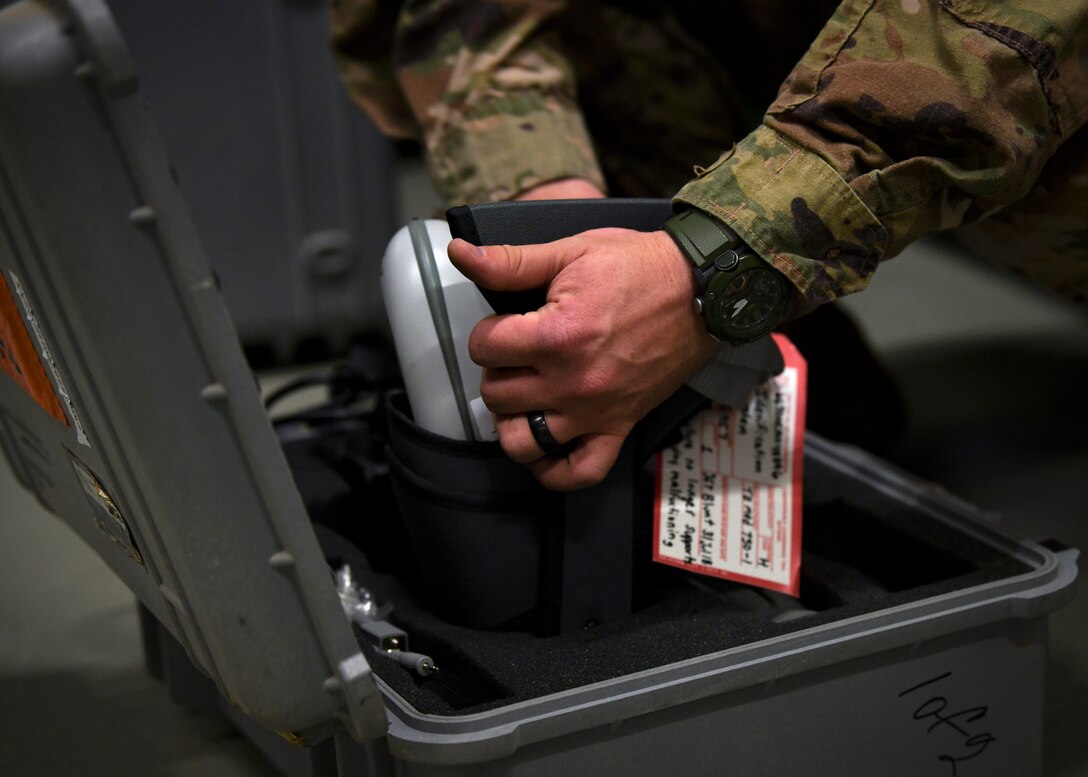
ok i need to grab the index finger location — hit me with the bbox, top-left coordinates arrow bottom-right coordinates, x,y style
468,309 -> 549,368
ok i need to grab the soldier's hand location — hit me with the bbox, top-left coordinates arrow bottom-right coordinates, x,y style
447,228 -> 718,491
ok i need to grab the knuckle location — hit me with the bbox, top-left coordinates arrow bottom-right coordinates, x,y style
478,378 -> 514,415
576,461 -> 610,488
561,365 -> 613,404
578,367 -> 612,399
535,316 -> 573,352
478,384 -> 499,410
497,244 -> 524,288
499,431 -> 536,464
536,313 -> 602,354
552,467 -> 605,492
467,336 -> 486,366
467,316 -> 501,358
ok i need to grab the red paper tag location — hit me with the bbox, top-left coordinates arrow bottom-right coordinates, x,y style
652,334 -> 807,596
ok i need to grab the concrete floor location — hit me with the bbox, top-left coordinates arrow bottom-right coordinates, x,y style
1,179 -> 1086,775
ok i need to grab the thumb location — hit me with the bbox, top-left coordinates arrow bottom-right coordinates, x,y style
448,237 -> 582,292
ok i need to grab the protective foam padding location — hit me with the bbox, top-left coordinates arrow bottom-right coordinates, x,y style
314,498 -> 1028,717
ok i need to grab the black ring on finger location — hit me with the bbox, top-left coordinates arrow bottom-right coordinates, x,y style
526,410 -> 564,456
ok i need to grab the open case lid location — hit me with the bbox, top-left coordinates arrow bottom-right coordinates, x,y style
0,0 -> 385,742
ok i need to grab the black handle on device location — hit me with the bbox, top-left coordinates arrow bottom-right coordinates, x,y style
446,198 -> 673,314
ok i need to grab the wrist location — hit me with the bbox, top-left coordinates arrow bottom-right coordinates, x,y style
643,230 -> 721,377
515,177 -> 606,201
650,229 -> 703,301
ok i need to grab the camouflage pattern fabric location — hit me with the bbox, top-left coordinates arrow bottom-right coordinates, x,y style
331,0 -> 1088,305
331,0 -> 607,202
952,127 -> 1088,302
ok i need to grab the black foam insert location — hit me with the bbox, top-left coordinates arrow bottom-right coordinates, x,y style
307,445 -> 1031,718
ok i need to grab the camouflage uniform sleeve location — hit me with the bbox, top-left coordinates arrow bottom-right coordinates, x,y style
674,0 -> 1088,306
336,0 -> 606,205
331,0 -> 420,140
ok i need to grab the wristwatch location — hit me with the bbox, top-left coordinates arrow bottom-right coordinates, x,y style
663,207 -> 792,343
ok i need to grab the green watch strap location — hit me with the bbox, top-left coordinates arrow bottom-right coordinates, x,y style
663,207 -> 748,277
663,207 -> 793,343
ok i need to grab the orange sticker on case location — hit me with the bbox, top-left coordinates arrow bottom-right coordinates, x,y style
0,271 -> 68,426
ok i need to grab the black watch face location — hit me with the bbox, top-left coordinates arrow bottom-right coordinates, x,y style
706,266 -> 787,338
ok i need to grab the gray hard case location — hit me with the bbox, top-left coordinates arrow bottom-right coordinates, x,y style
0,2 -> 1078,775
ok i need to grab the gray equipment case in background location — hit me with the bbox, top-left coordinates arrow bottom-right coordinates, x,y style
111,0 -> 398,362
0,1 -> 1078,776
0,0 -> 398,363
